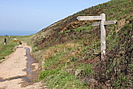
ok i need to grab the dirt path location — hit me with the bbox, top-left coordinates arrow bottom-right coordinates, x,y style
0,43 -> 47,89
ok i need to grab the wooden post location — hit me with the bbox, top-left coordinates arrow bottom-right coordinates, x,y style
100,13 -> 106,61
77,13 -> 117,61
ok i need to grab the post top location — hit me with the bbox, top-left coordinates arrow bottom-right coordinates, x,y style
100,13 -> 105,15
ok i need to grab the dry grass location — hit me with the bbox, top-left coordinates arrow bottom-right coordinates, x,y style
42,43 -> 79,61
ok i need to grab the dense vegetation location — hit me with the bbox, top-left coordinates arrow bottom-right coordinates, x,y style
29,0 -> 133,88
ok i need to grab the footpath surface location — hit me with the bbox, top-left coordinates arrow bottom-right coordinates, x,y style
0,43 -> 47,89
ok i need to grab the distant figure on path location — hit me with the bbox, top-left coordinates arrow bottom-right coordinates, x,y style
3,38 -> 7,45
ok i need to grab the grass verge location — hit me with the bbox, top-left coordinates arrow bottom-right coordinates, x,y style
38,42 -> 95,89
0,36 -> 19,60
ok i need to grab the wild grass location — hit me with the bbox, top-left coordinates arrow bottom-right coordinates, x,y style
0,36 -> 18,60
38,42 -> 95,89
42,70 -> 87,89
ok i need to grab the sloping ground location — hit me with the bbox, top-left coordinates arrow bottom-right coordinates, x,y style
30,0 -> 133,88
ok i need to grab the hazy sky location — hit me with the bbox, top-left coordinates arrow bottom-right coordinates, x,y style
0,0 -> 110,36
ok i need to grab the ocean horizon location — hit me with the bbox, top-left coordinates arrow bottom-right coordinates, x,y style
0,30 -> 37,36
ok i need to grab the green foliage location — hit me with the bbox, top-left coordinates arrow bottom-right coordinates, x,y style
70,57 -> 79,62
40,69 -> 87,89
39,68 -> 60,80
37,42 -> 95,88
44,52 -> 65,69
73,26 -> 93,32
61,26 -> 93,34
0,36 -> 18,60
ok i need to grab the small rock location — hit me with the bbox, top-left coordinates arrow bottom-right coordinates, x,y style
75,69 -> 83,77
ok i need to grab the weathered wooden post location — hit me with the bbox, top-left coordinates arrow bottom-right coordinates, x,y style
77,13 -> 117,61
100,13 -> 106,61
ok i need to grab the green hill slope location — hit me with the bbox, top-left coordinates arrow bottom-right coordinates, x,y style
30,0 -> 133,88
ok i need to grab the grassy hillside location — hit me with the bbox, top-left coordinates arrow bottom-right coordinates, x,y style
30,0 -> 133,88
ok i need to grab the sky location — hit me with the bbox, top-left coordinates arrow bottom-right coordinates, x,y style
0,0 -> 110,36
